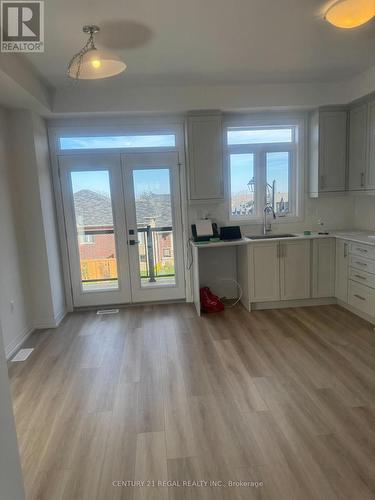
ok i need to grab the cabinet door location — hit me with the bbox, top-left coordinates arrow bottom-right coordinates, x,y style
187,115 -> 224,200
312,239 -> 335,298
367,101 -> 375,189
348,105 -> 368,191
319,111 -> 347,192
280,240 -> 311,300
249,242 -> 279,302
335,239 -> 349,303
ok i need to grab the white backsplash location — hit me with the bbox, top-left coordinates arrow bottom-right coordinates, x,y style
189,194 -> 356,236
354,196 -> 375,232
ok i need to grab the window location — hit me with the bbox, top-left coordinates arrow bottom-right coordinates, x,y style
59,134 -> 176,150
163,248 -> 171,258
227,123 -> 301,221
80,234 -> 95,244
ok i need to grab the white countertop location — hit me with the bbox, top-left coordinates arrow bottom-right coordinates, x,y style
191,230 -> 375,249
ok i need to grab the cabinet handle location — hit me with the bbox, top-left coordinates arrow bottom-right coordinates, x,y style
355,261 -> 367,267
361,172 -> 365,188
320,175 -> 325,189
344,243 -> 348,258
356,247 -> 368,253
354,294 -> 366,301
354,274 -> 367,280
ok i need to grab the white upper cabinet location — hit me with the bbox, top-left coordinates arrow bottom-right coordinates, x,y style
309,109 -> 348,196
186,113 -> 224,201
348,104 -> 368,191
312,238 -> 336,298
366,100 -> 375,190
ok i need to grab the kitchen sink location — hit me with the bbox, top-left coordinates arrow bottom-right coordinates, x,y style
246,233 -> 297,240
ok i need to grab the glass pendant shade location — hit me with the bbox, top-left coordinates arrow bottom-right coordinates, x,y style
325,0 -> 375,29
68,48 -> 127,79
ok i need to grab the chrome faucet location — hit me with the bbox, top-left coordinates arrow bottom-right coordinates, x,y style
263,203 -> 276,235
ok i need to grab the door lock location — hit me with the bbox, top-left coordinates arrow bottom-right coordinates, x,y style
128,240 -> 140,246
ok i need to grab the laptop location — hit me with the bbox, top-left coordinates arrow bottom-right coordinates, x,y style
219,226 -> 242,241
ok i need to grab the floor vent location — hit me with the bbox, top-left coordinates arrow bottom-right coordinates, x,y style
11,348 -> 34,362
96,309 -> 120,315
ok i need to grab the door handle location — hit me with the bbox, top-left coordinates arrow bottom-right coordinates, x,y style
128,240 -> 140,245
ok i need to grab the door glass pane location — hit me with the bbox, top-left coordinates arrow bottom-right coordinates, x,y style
230,153 -> 255,217
132,168 -> 176,288
70,171 -> 119,291
266,152 -> 290,215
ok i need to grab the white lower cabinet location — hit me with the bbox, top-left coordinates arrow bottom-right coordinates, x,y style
347,241 -> 375,318
249,242 -> 280,302
249,240 -> 310,303
335,240 -> 349,303
280,240 -> 311,300
349,281 -> 375,316
312,238 -> 336,298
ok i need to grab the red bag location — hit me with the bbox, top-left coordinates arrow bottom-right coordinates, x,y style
200,287 -> 224,313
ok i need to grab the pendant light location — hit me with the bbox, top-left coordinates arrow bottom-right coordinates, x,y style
67,25 -> 127,80
325,0 -> 375,29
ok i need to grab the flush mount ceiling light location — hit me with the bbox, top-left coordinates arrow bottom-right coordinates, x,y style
67,25 -> 127,80
325,0 -> 375,29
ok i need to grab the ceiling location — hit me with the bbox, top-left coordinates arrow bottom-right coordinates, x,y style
23,0 -> 375,91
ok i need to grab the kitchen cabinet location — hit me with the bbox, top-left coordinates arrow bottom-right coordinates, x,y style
309,109 -> 348,196
348,104 -> 368,191
312,238 -> 336,298
186,113 -> 224,201
249,240 -> 310,303
249,242 -> 279,302
366,100 -> 375,189
280,240 -> 311,300
335,239 -> 349,303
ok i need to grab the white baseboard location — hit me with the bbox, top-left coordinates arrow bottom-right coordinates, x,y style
250,297 -> 336,311
5,309 -> 67,360
337,300 -> 375,326
33,308 -> 67,330
5,325 -> 34,360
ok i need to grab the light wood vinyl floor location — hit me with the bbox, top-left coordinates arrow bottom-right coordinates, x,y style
8,304 -> 375,500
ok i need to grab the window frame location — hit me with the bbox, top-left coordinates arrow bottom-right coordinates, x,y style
224,116 -> 305,224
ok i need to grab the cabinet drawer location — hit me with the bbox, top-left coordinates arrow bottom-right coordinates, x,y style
350,255 -> 375,274
350,268 -> 375,290
350,243 -> 375,261
348,281 -> 375,317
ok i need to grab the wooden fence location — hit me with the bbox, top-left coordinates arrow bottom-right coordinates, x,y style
80,258 -> 118,282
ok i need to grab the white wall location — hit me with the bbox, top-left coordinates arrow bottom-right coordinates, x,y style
0,318 -> 26,500
9,110 -> 65,330
353,196 -> 375,231
0,106 -> 65,357
0,108 -> 32,357
32,114 -> 65,323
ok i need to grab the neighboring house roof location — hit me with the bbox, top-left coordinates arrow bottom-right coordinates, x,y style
73,189 -> 172,228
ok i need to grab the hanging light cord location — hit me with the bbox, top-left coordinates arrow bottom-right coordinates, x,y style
67,29 -> 97,80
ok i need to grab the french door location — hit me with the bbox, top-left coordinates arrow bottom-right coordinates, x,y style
59,151 -> 185,307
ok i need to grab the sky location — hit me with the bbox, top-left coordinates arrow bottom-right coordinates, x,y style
71,169 -> 171,198
60,135 -> 175,150
230,152 -> 289,194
